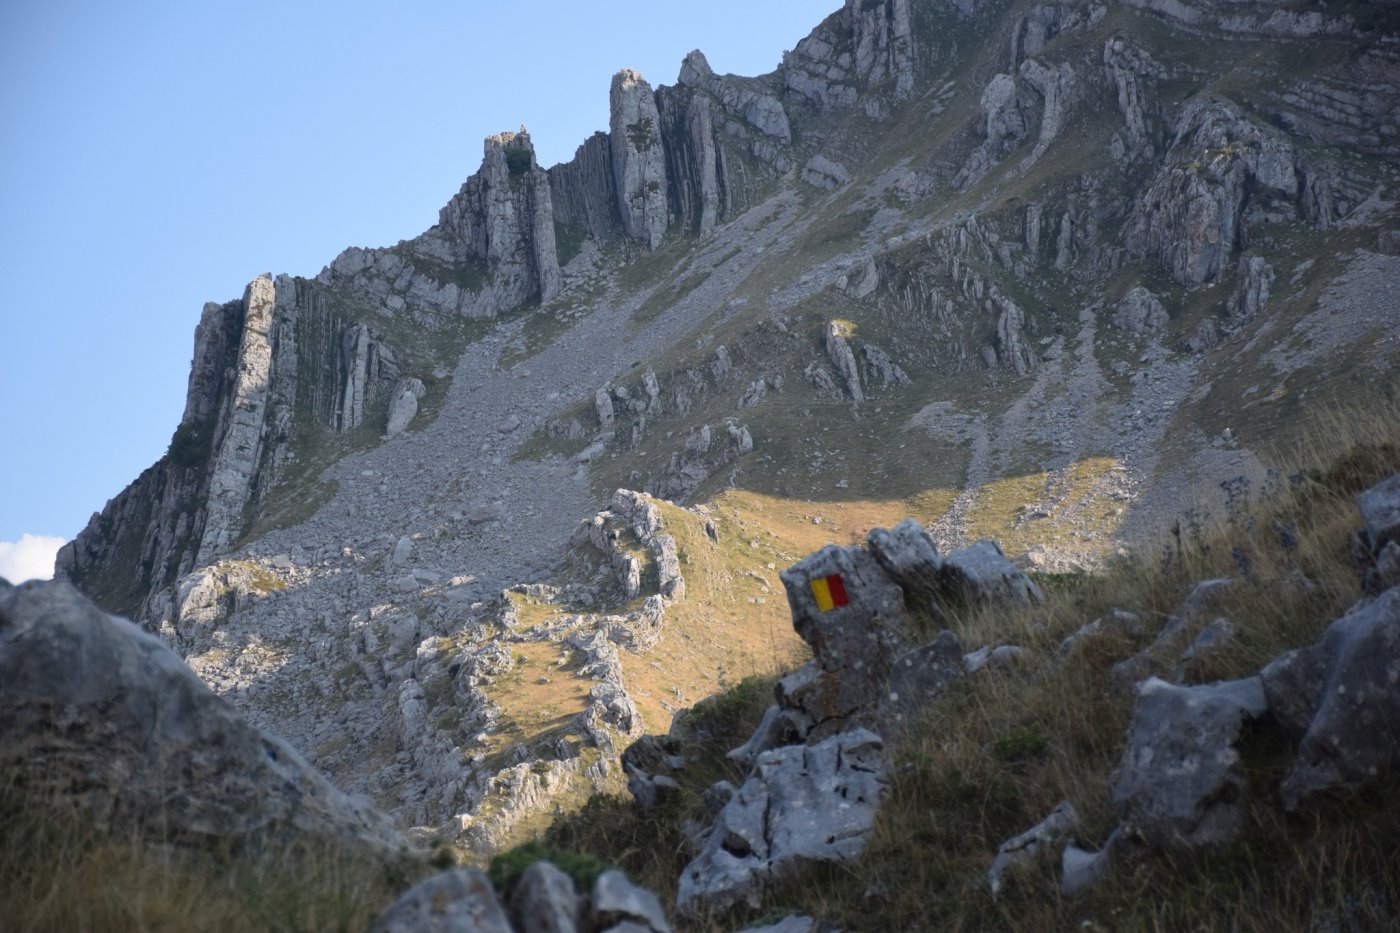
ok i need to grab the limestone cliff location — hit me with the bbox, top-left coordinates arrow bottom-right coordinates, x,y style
437,128 -> 562,304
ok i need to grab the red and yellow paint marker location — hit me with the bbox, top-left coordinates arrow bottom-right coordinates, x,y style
809,573 -> 850,611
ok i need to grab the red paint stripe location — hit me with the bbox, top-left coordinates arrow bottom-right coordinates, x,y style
826,573 -> 849,607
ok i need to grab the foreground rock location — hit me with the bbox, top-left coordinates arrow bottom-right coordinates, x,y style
373,869 -> 512,933
0,578 -> 403,853
676,728 -> 888,917
372,863 -> 669,933
1262,585 -> 1400,810
1110,676 -> 1268,849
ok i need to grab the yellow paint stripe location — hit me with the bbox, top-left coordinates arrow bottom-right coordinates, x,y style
810,576 -> 834,612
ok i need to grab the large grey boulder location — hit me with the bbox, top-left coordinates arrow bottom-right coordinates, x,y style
371,869 -> 511,933
1110,676 -> 1268,848
386,377 -> 427,436
0,579 -> 402,853
867,518 -> 944,618
1261,586 -> 1400,810
777,544 -> 910,736
1111,286 -> 1169,334
676,728 -> 888,917
941,540 -> 1044,606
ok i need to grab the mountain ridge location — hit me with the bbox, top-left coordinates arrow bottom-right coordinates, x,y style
50,0 -> 1400,868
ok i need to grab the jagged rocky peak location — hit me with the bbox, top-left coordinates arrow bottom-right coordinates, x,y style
437,123 -> 562,304
610,68 -> 669,250
784,0 -> 917,110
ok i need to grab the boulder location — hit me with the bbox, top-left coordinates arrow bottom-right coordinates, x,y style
1261,586 -> 1400,810
861,344 -> 910,389
676,729 -> 887,917
371,869 -> 511,933
0,580 -> 402,853
867,518 -> 944,618
941,540 -> 1044,606
885,630 -> 966,730
1111,286 -> 1169,334
385,377 -> 427,436
823,321 -> 865,402
1110,676 -> 1268,848
777,544 -> 910,735
510,861 -> 581,933
801,155 -> 849,190
593,869 -> 672,932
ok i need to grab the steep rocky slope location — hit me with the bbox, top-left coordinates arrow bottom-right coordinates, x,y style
55,0 -> 1400,859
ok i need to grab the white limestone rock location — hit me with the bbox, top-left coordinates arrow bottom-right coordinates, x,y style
610,69 -> 668,250
596,387 -> 616,427
199,275 -> 279,562
1125,96 -> 1310,285
593,869 -> 672,932
801,155 -> 849,190
867,518 -> 944,617
510,860 -> 582,933
941,540 -> 1044,606
823,321 -> 864,402
385,377 -> 426,436
861,343 -> 910,389
1358,473 -> 1400,548
676,729 -> 888,918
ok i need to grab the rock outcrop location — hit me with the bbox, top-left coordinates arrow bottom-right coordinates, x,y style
0,578 -> 402,854
611,70 -> 669,250
1112,285 -> 1169,335
1262,585 -> 1400,810
784,0 -> 916,109
438,128 -> 563,306
676,728 -> 888,917
1125,96 -> 1328,285
1110,676 -> 1269,848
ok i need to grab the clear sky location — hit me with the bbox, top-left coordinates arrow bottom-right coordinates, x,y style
0,0 -> 837,580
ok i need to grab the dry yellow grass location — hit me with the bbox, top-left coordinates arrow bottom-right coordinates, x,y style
537,399 -> 1400,932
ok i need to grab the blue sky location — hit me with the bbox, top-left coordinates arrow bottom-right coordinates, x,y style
0,0 -> 836,579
